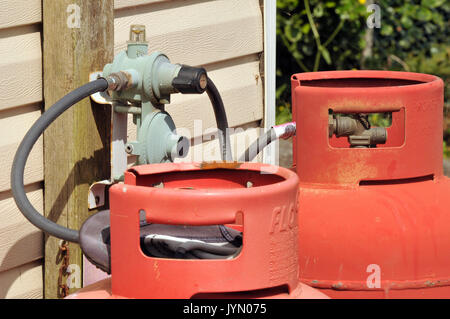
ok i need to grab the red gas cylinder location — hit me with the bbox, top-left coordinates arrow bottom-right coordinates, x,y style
291,70 -> 450,298
68,162 -> 328,299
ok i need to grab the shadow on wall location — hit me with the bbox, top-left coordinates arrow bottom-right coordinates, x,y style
1,144 -> 108,299
0,100 -> 111,298
45,101 -> 111,230
0,232 -> 43,298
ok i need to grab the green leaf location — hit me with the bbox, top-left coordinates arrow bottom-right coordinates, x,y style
400,15 -> 413,29
313,3 -> 324,17
417,7 -> 432,21
401,3 -> 417,16
432,11 -> 445,28
276,103 -> 292,125
285,22 -> 303,42
301,23 -> 311,34
381,25 -> 394,36
399,39 -> 410,49
422,0 -> 446,8
320,46 -> 332,65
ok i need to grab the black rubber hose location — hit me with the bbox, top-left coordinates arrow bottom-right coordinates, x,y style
11,78 -> 109,243
238,128 -> 277,162
205,77 -> 233,161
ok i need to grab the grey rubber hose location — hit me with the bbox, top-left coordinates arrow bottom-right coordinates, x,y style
11,78 -> 109,243
205,77 -> 233,161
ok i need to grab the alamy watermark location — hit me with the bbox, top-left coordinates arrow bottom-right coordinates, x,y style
366,3 -> 381,29
366,264 -> 381,288
67,4 -> 81,29
65,264 -> 81,289
172,120 -> 282,174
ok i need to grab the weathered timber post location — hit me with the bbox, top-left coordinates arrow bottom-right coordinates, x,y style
43,0 -> 113,298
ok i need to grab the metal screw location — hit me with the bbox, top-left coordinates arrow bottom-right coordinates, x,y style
125,144 -> 133,154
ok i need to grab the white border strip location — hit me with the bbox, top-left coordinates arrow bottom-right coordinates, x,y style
263,0 -> 277,164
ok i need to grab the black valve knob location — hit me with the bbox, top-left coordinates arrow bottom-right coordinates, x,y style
172,65 -> 207,94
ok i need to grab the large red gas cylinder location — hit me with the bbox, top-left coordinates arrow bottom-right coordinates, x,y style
291,70 -> 450,298
68,162 -> 327,299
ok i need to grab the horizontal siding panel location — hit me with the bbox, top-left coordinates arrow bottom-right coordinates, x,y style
115,0 -> 168,9
0,31 -> 42,111
0,106 -> 44,192
0,1 -> 41,29
168,57 -> 263,134
114,0 -> 263,66
0,260 -> 43,299
0,2 -> 44,300
175,123 -> 261,162
0,188 -> 43,273
127,56 -> 263,141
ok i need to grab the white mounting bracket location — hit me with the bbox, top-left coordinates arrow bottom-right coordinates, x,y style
88,71 -> 128,209
89,72 -> 112,105
88,179 -> 112,209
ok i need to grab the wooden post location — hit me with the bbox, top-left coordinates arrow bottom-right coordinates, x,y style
43,0 -> 113,299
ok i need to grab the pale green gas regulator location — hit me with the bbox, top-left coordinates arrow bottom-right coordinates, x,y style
103,25 -> 209,170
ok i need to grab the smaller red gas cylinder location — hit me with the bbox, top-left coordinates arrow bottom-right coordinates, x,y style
291,70 -> 450,298
68,162 -> 328,299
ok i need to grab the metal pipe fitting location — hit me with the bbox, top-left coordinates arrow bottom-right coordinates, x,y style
329,114 -> 387,147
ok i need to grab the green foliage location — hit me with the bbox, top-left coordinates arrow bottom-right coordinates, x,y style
276,0 -> 368,123
368,112 -> 392,127
444,141 -> 450,159
275,83 -> 292,125
276,0 -> 450,156
276,104 -> 293,125
277,0 -> 367,103
365,0 -> 449,69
